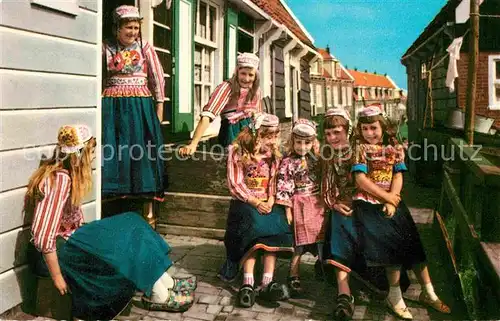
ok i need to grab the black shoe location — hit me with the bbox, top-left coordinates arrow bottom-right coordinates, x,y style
258,281 -> 289,301
238,284 -> 256,308
333,294 -> 355,321
287,276 -> 303,297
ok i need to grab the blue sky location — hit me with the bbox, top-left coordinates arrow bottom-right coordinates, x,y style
285,0 -> 448,90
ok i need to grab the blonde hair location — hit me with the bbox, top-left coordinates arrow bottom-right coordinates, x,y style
227,66 -> 260,104
26,137 -> 95,207
233,126 -> 281,164
285,133 -> 320,157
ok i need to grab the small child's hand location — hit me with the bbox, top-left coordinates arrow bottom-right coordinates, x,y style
333,203 -> 353,216
382,203 -> 396,218
385,192 -> 401,207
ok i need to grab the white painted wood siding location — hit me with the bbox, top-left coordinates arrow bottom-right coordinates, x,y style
0,0 -> 101,314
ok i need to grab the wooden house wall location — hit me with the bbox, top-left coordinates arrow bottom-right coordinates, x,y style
0,0 -> 100,313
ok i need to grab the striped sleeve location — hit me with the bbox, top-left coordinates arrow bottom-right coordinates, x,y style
31,172 -> 71,253
201,82 -> 232,120
226,145 -> 253,202
144,42 -> 165,102
322,159 -> 338,209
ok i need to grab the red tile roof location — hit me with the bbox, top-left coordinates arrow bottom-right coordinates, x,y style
340,69 -> 353,81
318,48 -> 334,60
347,69 -> 395,88
323,69 -> 332,78
250,0 -> 313,46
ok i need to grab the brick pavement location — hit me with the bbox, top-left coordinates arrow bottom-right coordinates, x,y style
2,178 -> 468,321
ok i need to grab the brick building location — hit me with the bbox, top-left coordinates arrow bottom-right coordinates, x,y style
400,0 -> 500,184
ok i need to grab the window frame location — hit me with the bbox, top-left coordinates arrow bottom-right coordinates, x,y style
193,0 -> 222,123
488,55 -> 500,110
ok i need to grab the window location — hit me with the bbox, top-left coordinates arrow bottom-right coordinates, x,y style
489,55 -> 500,110
194,0 -> 219,121
310,83 -> 316,107
311,61 -> 320,75
153,0 -> 173,122
237,11 -> 254,54
333,84 -> 339,106
316,84 -> 323,107
421,62 -> 427,79
346,86 -> 352,106
326,86 -> 332,107
342,86 -> 347,107
335,63 -> 341,78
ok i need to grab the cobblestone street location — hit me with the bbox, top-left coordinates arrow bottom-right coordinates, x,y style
4,179 -> 468,321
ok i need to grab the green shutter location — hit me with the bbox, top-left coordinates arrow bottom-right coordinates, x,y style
224,6 -> 238,79
172,0 -> 195,133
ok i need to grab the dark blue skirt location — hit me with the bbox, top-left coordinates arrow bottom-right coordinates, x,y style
102,96 -> 166,199
224,200 -> 293,263
353,200 -> 426,268
218,117 -> 252,148
29,212 -> 172,320
324,210 -> 360,272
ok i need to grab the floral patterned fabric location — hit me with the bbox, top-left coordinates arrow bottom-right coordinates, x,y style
227,145 -> 279,202
352,143 -> 407,204
102,40 -> 165,101
277,154 -> 325,246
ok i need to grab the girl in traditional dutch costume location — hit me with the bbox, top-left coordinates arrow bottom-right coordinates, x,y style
220,113 -> 293,308
102,5 -> 167,224
320,108 -> 358,320
26,125 -> 197,320
352,105 -> 451,320
179,53 -> 262,156
276,118 -> 325,297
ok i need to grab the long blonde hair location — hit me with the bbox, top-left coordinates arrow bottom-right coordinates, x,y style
26,138 -> 95,207
227,66 -> 260,105
233,126 -> 281,164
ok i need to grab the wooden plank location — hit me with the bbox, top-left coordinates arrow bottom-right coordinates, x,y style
156,224 -> 225,240
0,228 -> 30,274
166,150 -> 229,195
479,242 -> 500,290
0,171 -> 97,233
1,1 -> 98,44
0,109 -> 96,151
0,70 -> 98,110
0,28 -> 97,76
82,201 -> 97,222
443,171 -> 481,251
0,265 -> 35,314
80,0 -> 99,12
0,189 -> 27,234
158,192 -> 231,230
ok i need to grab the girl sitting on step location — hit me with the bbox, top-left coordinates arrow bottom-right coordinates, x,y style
352,105 -> 451,320
219,113 -> 293,308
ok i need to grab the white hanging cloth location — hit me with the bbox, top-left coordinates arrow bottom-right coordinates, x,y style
152,0 -> 172,9
445,36 -> 464,93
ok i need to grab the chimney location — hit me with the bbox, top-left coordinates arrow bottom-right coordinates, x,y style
326,44 -> 330,54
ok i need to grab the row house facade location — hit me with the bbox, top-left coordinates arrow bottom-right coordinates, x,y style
348,69 -> 406,122
0,0 -> 323,313
310,46 -> 355,120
